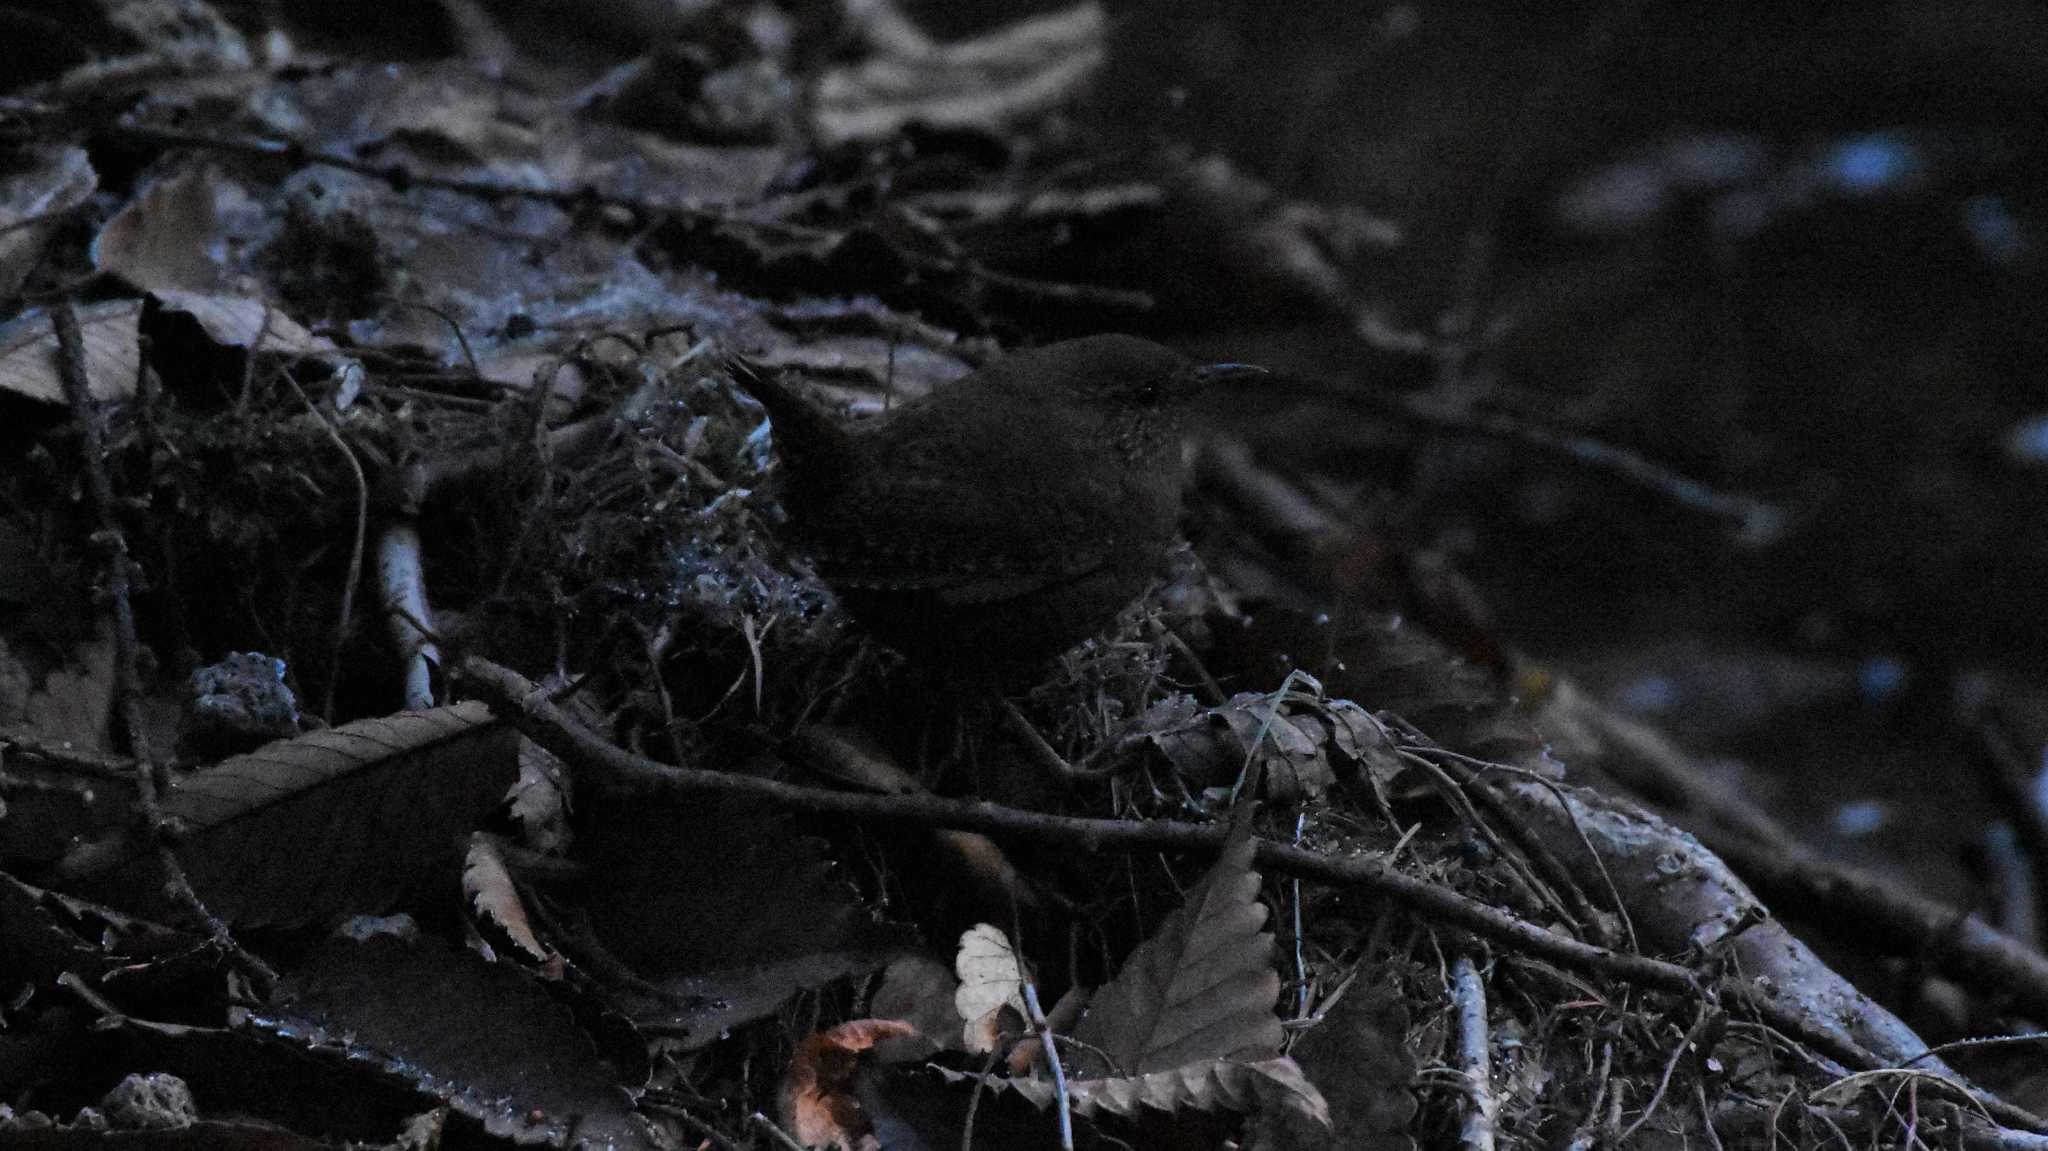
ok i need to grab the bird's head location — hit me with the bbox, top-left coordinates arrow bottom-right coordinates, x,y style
997,334 -> 1267,410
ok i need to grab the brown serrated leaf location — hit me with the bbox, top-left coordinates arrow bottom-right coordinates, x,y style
928,1056 -> 1330,1133
462,833 -> 553,967
63,702 -> 518,928
0,301 -> 142,404
1049,1057 -> 1328,1128
263,932 -> 654,1149
1070,824 -> 1282,1077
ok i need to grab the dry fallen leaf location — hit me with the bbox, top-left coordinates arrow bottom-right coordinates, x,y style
967,1054 -> 1333,1129
462,832 -> 555,968
14,624 -> 119,751
0,145 -> 96,298
0,301 -> 143,404
954,923 -> 1028,1054
868,954 -> 963,1057
266,931 -> 655,1148
781,1018 -> 920,1151
61,702 -> 519,927
507,736 -> 572,854
813,1 -> 1106,145
150,290 -> 335,356
1070,822 -> 1284,1076
93,166 -> 239,294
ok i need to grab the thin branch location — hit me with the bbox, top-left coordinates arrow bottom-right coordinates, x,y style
1451,953 -> 1498,1151
279,368 -> 367,724
1022,983 -> 1074,1151
748,1113 -> 808,1151
1618,1001 -> 1714,1142
52,300 -> 278,991
452,651 -> 2048,1135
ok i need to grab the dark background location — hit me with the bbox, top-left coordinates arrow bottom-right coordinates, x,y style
915,0 -> 2048,901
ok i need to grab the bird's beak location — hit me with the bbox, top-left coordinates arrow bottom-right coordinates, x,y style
1192,362 -> 1269,386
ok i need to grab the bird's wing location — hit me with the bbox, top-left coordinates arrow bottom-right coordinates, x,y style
800,413 -> 1139,599
805,471 -> 1124,600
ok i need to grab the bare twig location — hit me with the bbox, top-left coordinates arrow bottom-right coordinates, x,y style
1397,390 -> 1787,543
1406,737 -> 1627,944
1001,699 -> 1109,782
1618,1001 -> 1714,1142
1983,822 -> 2039,951
1715,821 -> 2048,1019
278,368 -> 367,723
52,300 -> 277,991
1451,953 -> 1498,1151
1904,1032 -> 2048,1068
0,727 -> 138,781
641,1101 -> 743,1151
1022,983 -> 1074,1151
748,1112 -> 808,1151
1147,614 -> 1227,706
376,522 -> 440,709
452,651 -> 2048,1132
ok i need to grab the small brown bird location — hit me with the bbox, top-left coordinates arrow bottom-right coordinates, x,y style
727,335 -> 1263,671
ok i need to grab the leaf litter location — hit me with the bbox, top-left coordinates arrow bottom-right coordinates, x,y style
0,2 -> 2032,1150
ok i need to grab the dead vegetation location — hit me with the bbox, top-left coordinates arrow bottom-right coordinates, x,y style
2,2 -> 2047,1149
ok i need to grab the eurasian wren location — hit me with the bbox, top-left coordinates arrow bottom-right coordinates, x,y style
727,335 -> 1263,671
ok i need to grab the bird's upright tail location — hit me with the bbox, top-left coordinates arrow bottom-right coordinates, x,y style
722,352 -> 853,481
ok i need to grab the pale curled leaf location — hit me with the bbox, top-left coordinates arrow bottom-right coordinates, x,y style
1070,826 -> 1282,1076
1319,698 -> 1408,794
0,301 -> 142,404
67,702 -> 518,927
955,923 -> 1028,1054
150,290 -> 335,356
